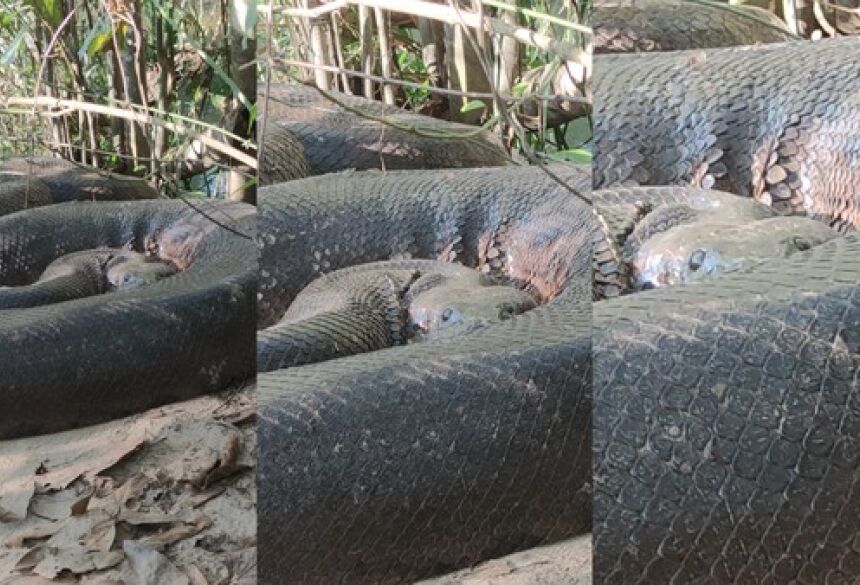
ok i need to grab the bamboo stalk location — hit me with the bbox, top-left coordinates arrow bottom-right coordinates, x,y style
358,4 -> 375,98
374,7 -> 395,104
274,0 -> 586,61
330,12 -> 351,93
309,18 -> 332,90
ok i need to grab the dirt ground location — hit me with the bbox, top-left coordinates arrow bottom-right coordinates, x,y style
0,385 -> 256,585
421,536 -> 592,585
0,380 -> 592,585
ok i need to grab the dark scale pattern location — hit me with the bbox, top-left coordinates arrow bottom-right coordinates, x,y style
593,231 -> 860,584
257,165 -> 594,583
0,157 -> 158,216
261,84 -> 510,176
0,200 -> 256,439
257,262 -> 417,371
258,124 -> 311,185
593,0 -> 795,54
594,37 -> 860,230
0,250 -> 111,308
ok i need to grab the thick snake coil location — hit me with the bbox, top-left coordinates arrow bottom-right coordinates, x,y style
594,37 -> 860,230
0,199 -> 256,439
257,165 -> 593,583
592,23 -> 860,585
0,157 -> 158,216
593,0 -> 795,53
258,83 -> 510,181
592,198 -> 860,583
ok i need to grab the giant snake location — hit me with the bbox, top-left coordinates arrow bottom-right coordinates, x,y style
0,166 -> 256,439
252,9 -> 860,585
592,17 -> 860,585
0,157 -> 159,216
256,166 -> 595,583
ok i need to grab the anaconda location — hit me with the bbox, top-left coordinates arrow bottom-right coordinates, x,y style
593,201 -> 860,583
257,165 -> 593,583
0,157 -> 158,216
594,37 -> 860,230
593,0 -> 795,53
0,199 -> 256,439
259,84 -> 510,181
258,259 -> 537,371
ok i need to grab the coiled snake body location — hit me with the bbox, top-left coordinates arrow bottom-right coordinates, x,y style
257,166 -> 594,583
0,157 -> 158,216
594,30 -> 860,585
259,84 -> 510,184
594,37 -> 860,230
0,199 -> 256,439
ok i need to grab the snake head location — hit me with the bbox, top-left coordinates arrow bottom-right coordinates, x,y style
632,216 -> 837,290
105,252 -> 177,290
408,282 -> 538,341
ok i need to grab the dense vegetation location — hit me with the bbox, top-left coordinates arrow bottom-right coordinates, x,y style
268,0 -> 593,164
0,0 -> 256,200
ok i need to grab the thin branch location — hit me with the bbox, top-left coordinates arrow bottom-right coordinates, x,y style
4,97 -> 257,168
479,0 -> 590,32
275,57 -> 589,103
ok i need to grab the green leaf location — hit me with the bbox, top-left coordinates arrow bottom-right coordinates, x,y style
459,99 -> 486,113
87,30 -> 113,57
1,29 -> 27,66
78,15 -> 112,60
26,0 -> 62,28
564,116 -> 592,147
512,80 -> 530,97
0,12 -> 16,30
553,148 -> 592,164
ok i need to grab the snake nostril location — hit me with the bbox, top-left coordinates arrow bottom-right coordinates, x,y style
689,249 -> 706,271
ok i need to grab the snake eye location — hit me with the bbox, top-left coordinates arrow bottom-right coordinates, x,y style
689,249 -> 707,272
442,308 -> 454,322
499,305 -> 515,320
792,237 -> 811,251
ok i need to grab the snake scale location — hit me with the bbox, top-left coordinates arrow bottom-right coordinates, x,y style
0,198 -> 256,439
593,0 -> 796,53
594,18 -> 860,585
0,157 -> 158,217
594,37 -> 860,230
259,83 -> 510,183
257,166 -> 594,583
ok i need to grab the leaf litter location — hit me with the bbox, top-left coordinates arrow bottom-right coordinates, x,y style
0,384 -> 255,585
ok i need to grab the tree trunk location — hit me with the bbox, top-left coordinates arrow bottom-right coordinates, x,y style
444,22 -> 491,123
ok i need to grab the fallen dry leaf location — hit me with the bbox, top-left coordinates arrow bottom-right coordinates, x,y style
33,548 -> 123,578
28,510 -> 119,578
0,463 -> 35,523
121,540 -> 189,585
0,388 -> 255,585
29,481 -> 94,522
1,517 -> 59,548
0,547 -> 29,577
225,548 -> 255,585
138,515 -> 210,550
184,563 -> 208,585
